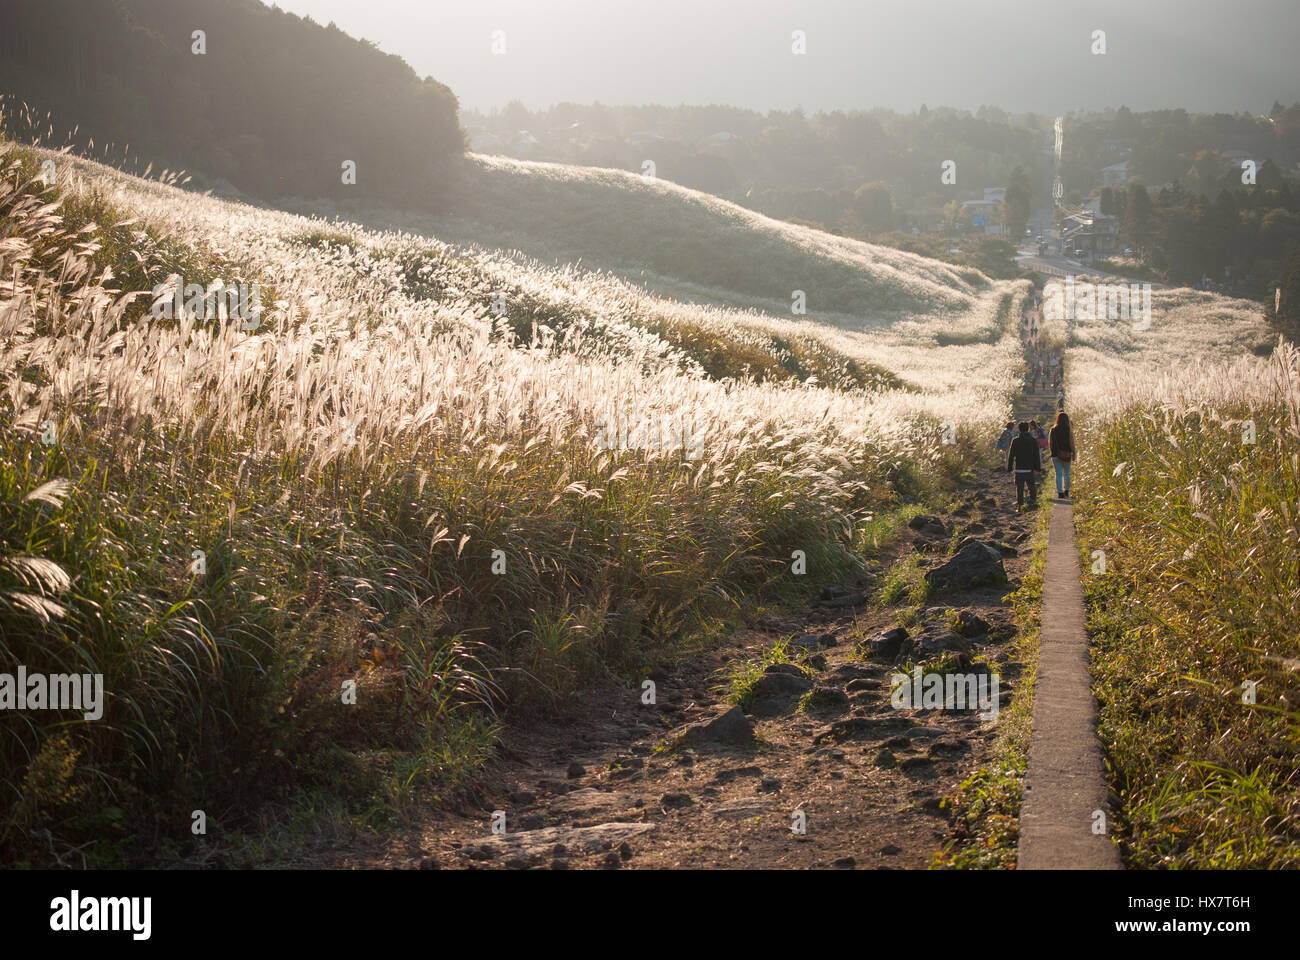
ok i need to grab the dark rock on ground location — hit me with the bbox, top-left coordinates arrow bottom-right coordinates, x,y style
950,609 -> 991,637
860,626 -> 909,660
924,541 -> 1007,591
908,514 -> 948,537
676,705 -> 754,748
789,633 -> 821,653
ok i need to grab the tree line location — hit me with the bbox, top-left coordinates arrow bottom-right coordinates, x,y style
0,0 -> 464,209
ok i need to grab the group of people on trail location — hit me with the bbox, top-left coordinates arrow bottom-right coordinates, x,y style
1025,353 -> 1062,393
995,412 -> 1074,508
1020,297 -> 1063,395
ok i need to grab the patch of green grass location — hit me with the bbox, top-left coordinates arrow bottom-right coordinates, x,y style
872,554 -> 930,607
722,637 -> 806,710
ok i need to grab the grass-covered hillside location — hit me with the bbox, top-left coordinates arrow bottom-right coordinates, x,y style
0,136 -> 1026,866
321,153 -> 995,322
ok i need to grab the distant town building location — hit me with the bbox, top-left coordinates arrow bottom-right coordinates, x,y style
962,195 -> 1004,234
1062,211 -> 1119,256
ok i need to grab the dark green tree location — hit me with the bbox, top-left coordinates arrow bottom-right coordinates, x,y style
1004,165 -> 1032,237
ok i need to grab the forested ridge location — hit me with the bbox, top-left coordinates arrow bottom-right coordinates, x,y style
0,0 -> 465,208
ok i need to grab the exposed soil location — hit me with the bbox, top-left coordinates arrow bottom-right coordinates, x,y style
320,466 -> 1044,871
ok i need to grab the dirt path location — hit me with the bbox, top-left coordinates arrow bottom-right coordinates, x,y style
321,468 -> 1042,870
1017,500 -> 1123,869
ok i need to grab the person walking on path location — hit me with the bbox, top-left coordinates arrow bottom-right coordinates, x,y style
1049,411 -> 1075,498
1007,421 -> 1043,509
1032,419 -> 1049,460
995,421 -> 1015,452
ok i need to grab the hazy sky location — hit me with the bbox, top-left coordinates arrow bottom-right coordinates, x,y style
272,0 -> 1299,115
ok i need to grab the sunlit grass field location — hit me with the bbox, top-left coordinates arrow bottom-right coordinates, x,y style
0,133 -> 1029,864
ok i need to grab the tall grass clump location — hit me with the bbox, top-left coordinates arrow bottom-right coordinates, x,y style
1073,341 -> 1300,867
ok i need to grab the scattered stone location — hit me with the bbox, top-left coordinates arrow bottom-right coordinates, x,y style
873,749 -> 898,768
831,663 -> 884,681
419,858 -> 440,870
676,705 -> 754,748
950,610 -> 991,638
601,852 -> 621,869
752,666 -> 813,698
790,633 -> 822,653
804,653 -> 828,671
820,632 -> 839,648
566,762 -> 586,779
551,858 -> 569,870
509,790 -> 537,805
460,816 -> 660,858
924,541 -> 1007,591
819,586 -> 849,601
929,738 -> 969,756
618,841 -> 633,861
846,678 -> 880,693
908,514 -> 948,537
661,792 -> 693,809
860,626 -> 909,660
760,776 -> 782,793
884,735 -> 910,749
880,844 -> 902,855
805,686 -> 850,711
899,756 -> 933,771
918,631 -> 970,655
833,856 -> 857,868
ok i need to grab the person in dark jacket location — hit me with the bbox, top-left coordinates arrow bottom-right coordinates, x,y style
1048,411 -> 1075,498
1006,421 -> 1042,508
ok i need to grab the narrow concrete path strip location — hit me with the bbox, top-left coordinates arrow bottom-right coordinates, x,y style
1017,500 -> 1123,870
